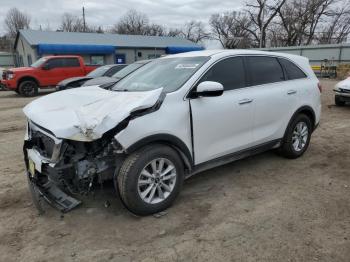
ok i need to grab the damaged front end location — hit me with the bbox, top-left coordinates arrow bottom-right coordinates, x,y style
22,87 -> 164,213
24,120 -> 125,213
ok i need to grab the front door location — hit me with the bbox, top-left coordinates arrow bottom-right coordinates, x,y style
39,58 -> 66,86
190,57 -> 254,164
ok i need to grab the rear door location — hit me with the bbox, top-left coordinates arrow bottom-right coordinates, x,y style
190,56 -> 255,164
245,56 -> 295,145
62,58 -> 84,79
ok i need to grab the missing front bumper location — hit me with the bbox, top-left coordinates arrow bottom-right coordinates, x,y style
26,172 -> 81,213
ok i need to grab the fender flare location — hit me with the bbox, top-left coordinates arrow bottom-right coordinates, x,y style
125,134 -> 193,170
17,76 -> 40,88
283,105 -> 317,139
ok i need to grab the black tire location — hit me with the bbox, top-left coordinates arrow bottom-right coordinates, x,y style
27,175 -> 45,215
279,114 -> 312,159
18,80 -> 38,97
335,96 -> 346,106
116,144 -> 184,216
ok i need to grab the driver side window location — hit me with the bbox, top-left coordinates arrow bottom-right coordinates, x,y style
199,57 -> 246,91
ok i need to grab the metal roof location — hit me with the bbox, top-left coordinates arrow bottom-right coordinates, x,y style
259,43 -> 350,51
17,29 -> 201,49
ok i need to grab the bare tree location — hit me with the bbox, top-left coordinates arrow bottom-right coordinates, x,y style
59,13 -> 85,32
4,8 -> 31,38
179,20 -> 209,43
303,0 -> 336,45
317,3 -> 350,44
145,24 -> 167,36
167,28 -> 183,37
276,0 -> 336,46
245,0 -> 287,48
111,9 -> 150,35
111,9 -> 167,36
209,11 -> 253,48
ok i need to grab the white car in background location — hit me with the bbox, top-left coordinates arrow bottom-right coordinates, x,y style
334,77 -> 350,106
23,50 -> 321,216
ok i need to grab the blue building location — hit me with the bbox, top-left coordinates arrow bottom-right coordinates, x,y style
14,29 -> 204,66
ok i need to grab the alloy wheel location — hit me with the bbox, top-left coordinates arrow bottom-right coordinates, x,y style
137,158 -> 177,204
292,121 -> 309,152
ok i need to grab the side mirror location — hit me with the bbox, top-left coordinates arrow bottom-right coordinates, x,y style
42,63 -> 50,70
193,81 -> 224,98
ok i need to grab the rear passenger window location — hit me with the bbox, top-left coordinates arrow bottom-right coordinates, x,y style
64,58 -> 80,67
279,58 -> 307,80
246,56 -> 284,86
47,58 -> 64,69
199,57 -> 245,91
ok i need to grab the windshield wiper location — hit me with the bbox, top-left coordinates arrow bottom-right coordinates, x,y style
113,89 -> 129,92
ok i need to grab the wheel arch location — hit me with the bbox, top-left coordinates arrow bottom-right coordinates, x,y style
124,134 -> 193,171
18,76 -> 40,88
285,106 -> 316,136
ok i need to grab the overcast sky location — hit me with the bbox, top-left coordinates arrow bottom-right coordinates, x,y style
0,0 -> 244,34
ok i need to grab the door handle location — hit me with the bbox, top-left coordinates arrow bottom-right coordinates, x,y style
238,98 -> 253,105
287,90 -> 297,95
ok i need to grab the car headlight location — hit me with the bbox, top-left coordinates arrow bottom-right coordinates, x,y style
7,72 -> 15,79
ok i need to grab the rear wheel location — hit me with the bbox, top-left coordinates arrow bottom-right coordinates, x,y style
116,145 -> 184,216
18,80 -> 38,97
279,114 -> 312,159
335,95 -> 346,106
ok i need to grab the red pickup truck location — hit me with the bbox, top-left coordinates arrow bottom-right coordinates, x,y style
1,55 -> 98,96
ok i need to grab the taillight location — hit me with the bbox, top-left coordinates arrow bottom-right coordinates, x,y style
317,83 -> 322,93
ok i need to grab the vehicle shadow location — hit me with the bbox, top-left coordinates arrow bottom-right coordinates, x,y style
0,89 -> 56,99
45,150 -> 280,219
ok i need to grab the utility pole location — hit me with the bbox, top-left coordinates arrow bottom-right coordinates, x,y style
82,6 -> 86,32
259,0 -> 266,48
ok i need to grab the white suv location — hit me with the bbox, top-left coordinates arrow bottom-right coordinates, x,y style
23,50 -> 321,215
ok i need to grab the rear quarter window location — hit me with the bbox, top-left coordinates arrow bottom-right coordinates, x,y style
279,58 -> 307,80
246,56 -> 285,86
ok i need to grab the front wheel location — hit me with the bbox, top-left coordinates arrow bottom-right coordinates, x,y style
279,114 -> 312,159
116,145 -> 184,216
18,80 -> 38,97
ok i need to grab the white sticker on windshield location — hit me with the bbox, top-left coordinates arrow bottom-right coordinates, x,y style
175,64 -> 199,69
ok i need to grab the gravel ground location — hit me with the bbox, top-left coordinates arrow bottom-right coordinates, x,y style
0,80 -> 349,262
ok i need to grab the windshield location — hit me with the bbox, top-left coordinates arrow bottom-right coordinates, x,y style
112,62 -> 147,79
87,65 -> 113,77
31,57 -> 48,68
112,57 -> 209,93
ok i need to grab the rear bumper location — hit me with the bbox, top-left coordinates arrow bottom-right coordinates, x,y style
335,93 -> 350,102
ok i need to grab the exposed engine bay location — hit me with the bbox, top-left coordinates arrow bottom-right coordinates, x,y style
24,121 -> 126,212
22,87 -> 165,212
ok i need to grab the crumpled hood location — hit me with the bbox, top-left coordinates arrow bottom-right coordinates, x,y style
84,76 -> 116,86
58,76 -> 92,86
23,86 -> 163,141
335,77 -> 350,91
